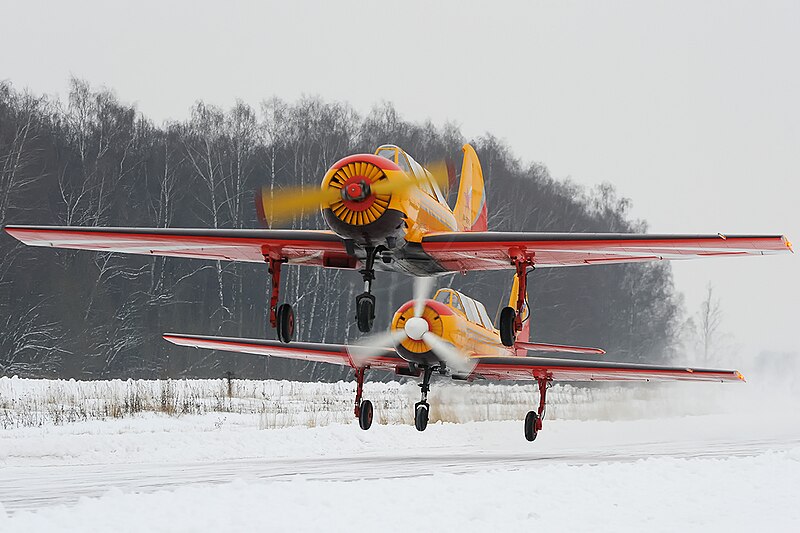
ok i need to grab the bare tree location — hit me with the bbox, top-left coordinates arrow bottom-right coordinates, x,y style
698,283 -> 723,364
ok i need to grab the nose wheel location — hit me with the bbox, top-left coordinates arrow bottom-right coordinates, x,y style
414,366 -> 435,431
356,293 -> 375,333
414,402 -> 429,431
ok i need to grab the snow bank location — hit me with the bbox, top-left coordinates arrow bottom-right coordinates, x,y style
1,369 -> 783,431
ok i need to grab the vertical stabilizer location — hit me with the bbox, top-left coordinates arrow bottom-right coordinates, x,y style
509,272 -> 530,352
453,144 -> 488,232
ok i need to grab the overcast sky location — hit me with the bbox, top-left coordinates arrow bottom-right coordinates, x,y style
2,0 -> 797,361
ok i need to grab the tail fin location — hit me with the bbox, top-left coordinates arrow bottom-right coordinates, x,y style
508,272 -> 530,351
453,144 -> 487,232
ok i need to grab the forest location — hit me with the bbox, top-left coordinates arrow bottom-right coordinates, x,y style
0,78 -> 682,380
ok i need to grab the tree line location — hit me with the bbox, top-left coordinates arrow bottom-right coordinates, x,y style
0,78 -> 682,380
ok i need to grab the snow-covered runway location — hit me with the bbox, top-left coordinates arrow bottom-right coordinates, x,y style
2,433 -> 798,514
2,377 -> 799,531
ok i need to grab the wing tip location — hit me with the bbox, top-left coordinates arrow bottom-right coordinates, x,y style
163,333 -> 195,346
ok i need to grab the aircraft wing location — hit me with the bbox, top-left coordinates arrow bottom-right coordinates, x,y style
515,341 -> 605,355
162,333 -> 404,370
420,232 -> 793,271
3,226 -> 354,267
470,355 -> 745,383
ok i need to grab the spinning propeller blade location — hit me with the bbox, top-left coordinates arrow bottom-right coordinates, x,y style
413,276 -> 434,318
421,331 -> 477,375
258,186 -> 341,225
347,329 -> 407,367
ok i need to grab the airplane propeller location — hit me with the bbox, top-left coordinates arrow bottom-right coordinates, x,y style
258,159 -> 452,226
348,277 -> 476,375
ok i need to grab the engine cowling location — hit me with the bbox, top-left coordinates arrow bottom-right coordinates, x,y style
390,300 -> 453,365
320,154 -> 406,245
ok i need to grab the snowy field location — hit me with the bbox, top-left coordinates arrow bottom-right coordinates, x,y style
1,367 -> 799,532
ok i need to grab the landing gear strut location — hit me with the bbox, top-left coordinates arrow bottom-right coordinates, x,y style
355,247 -> 379,333
414,366 -> 435,431
524,377 -> 549,442
354,367 -> 373,430
500,253 -> 534,347
266,255 -> 295,344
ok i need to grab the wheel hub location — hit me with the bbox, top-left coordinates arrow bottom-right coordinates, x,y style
404,316 -> 429,341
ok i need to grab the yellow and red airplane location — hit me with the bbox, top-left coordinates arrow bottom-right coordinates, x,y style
163,275 -> 747,441
3,143 -> 792,345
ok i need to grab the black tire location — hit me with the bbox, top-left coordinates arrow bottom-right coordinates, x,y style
356,296 -> 375,333
276,303 -> 295,344
524,410 -> 539,442
499,306 -> 516,347
414,402 -> 429,432
358,400 -> 373,431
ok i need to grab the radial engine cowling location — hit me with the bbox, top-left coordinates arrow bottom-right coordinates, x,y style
321,154 -> 406,245
391,300 -> 453,366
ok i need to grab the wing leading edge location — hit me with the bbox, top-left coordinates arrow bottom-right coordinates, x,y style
421,231 -> 792,271
470,355 -> 744,383
3,225 -> 351,267
162,333 -> 404,370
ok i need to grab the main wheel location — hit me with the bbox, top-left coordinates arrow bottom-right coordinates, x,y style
524,410 -> 539,442
276,303 -> 295,344
356,295 -> 375,333
358,400 -> 373,431
414,402 -> 429,432
499,306 -> 516,347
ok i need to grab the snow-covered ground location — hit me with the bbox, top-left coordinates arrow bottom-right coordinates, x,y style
1,366 -> 799,532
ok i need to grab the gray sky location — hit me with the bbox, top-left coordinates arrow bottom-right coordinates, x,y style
2,0 -> 797,359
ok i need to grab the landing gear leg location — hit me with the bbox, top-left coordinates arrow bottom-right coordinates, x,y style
500,254 -> 534,347
414,366 -> 434,432
354,367 -> 373,430
524,377 -> 548,442
266,256 -> 294,344
512,255 -> 533,334
355,247 -> 378,333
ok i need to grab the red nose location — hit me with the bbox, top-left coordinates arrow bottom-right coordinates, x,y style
346,183 -> 363,198
342,179 -> 371,202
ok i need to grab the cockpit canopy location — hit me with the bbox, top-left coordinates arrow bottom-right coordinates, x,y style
374,145 -> 448,203
433,288 -> 495,331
